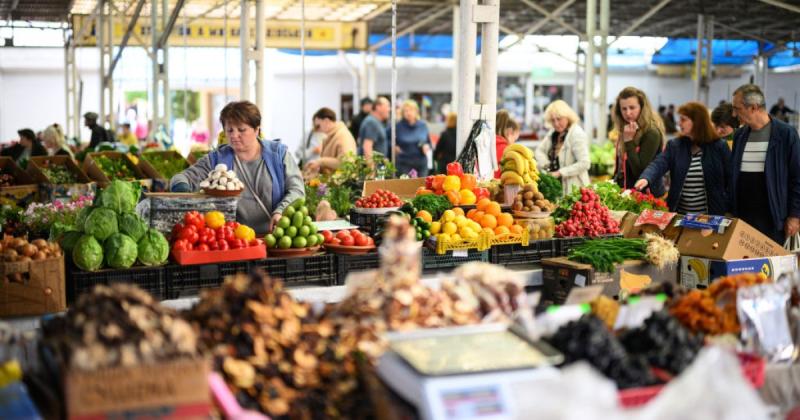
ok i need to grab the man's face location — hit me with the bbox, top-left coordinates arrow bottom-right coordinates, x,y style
375,102 -> 390,120
361,103 -> 373,113
715,124 -> 735,138
732,93 -> 757,127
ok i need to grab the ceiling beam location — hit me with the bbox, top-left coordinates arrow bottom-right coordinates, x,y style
71,0 -> 104,46
157,0 -> 187,49
758,0 -> 800,15
500,0 -> 577,51
108,0 -> 145,77
186,0 -> 239,25
362,2 -> 394,22
610,0 -> 672,43
499,24 -> 578,64
369,3 -> 452,51
517,0 -> 581,36
714,21 -> 777,46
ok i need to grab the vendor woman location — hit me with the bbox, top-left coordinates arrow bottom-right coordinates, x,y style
170,101 -> 305,234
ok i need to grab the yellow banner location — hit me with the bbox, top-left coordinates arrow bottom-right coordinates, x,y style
71,15 -> 368,50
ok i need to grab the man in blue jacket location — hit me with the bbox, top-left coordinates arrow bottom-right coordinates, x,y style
730,84 -> 800,244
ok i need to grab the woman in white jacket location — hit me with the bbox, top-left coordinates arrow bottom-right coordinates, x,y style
534,100 -> 591,196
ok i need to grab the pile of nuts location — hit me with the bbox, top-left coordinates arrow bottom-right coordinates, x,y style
445,262 -> 527,322
42,284 -> 198,371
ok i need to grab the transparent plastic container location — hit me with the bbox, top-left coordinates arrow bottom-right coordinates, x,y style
516,217 -> 555,241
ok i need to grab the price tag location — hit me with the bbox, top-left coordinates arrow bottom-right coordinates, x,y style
453,249 -> 469,258
574,274 -> 587,287
565,285 -> 603,305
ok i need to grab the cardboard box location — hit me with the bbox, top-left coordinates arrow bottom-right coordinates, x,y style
140,192 -> 238,236
138,151 -> 190,193
680,255 -> 798,289
542,257 -> 678,304
0,255 -> 66,317
0,157 -> 38,208
83,152 -> 153,190
362,178 -> 425,199
677,217 -> 788,260
65,357 -> 211,419
27,156 -> 96,202
622,211 -> 683,242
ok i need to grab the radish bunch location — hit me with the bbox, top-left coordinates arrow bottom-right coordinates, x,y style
555,188 -> 620,238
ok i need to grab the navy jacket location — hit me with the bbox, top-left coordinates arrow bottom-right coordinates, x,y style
730,117 -> 800,233
639,137 -> 731,215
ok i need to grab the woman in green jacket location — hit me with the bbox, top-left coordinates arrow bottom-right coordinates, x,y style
612,87 -> 666,196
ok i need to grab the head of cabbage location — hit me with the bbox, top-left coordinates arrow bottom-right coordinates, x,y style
75,206 -> 94,232
84,207 -> 118,241
137,229 -> 169,266
119,213 -> 147,242
73,235 -> 103,271
104,233 -> 138,269
100,180 -> 141,214
59,231 -> 84,255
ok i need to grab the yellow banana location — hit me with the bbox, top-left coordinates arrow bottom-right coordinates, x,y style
503,151 -> 527,175
501,171 -> 524,185
688,258 -> 708,283
522,174 -> 534,185
503,161 -> 518,172
507,144 -> 533,160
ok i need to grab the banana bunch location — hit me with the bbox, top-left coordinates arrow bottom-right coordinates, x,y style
500,144 -> 539,186
687,258 -> 708,283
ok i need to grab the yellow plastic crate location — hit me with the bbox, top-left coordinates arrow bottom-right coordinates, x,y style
485,228 -> 530,248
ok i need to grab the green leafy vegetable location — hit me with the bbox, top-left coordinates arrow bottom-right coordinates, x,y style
137,229 -> 169,266
568,238 -> 647,272
99,180 -> 141,214
118,212 -> 147,242
143,152 -> 189,179
104,233 -> 138,269
95,155 -> 137,180
537,173 -> 563,202
84,207 -> 118,241
41,166 -> 78,184
60,231 -> 84,255
590,142 -> 616,176
410,194 -> 452,219
73,234 -> 104,271
75,206 -> 93,231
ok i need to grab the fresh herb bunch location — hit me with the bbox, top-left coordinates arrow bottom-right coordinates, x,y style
95,156 -> 136,180
41,166 -> 78,184
410,194 -> 452,220
568,238 -> 647,272
537,173 -> 562,202
143,152 -> 188,179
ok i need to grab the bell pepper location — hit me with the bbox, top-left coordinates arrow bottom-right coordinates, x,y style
473,187 -> 490,201
431,175 -> 446,192
204,211 -> 226,229
447,162 -> 464,177
425,176 -> 435,190
416,187 -> 434,196
445,190 -> 461,206
234,225 -> 256,242
442,175 -> 461,192
459,173 -> 476,191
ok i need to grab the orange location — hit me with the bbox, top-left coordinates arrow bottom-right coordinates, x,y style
497,213 -> 514,228
485,201 -> 502,217
466,209 -> 478,219
416,210 -> 433,223
445,190 -> 460,206
510,224 -> 524,234
452,207 -> 465,217
480,214 -> 498,229
470,210 -> 485,222
494,226 -> 510,236
476,198 -> 491,211
482,227 -> 495,236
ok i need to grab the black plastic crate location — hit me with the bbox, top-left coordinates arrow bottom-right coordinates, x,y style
335,252 -> 380,285
165,261 -> 253,299
556,234 -> 623,257
66,265 -> 166,303
422,248 -> 488,271
489,239 -> 557,267
349,209 -> 391,235
252,254 -> 336,286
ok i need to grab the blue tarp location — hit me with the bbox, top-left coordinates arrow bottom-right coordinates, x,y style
279,34 -> 481,58
652,38 -> 769,66
769,42 -> 800,68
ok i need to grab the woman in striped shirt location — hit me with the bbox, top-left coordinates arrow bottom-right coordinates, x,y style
635,102 -> 732,215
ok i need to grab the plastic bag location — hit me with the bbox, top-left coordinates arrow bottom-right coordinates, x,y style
456,118 -> 497,181
737,281 -> 794,363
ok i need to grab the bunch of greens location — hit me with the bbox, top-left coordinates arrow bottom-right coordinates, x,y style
41,166 -> 79,184
537,173 -> 563,202
568,238 -> 647,272
143,152 -> 189,179
410,194 -> 452,220
554,182 -> 667,224
95,156 -> 137,180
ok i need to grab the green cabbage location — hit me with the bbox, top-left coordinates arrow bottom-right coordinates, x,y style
119,213 -> 147,242
84,207 -> 118,241
104,233 -> 138,269
60,231 -> 84,255
99,180 -> 141,214
73,235 -> 104,271
137,229 -> 169,266
75,206 -> 94,232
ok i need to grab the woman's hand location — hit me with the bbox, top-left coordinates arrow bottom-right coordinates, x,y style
269,213 -> 282,232
551,171 -> 561,178
394,146 -> 402,156
622,122 -> 639,142
634,179 -> 649,191
304,160 -> 320,172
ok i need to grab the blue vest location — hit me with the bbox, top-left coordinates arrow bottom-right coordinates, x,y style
210,139 -> 287,210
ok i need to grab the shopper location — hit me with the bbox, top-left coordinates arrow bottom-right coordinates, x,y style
42,123 -> 73,158
118,123 -> 138,147
494,111 -> 521,178
534,100 -> 590,196
664,104 -> 678,135
612,87 -> 666,195
434,113 -> 457,174
635,102 -> 731,215
304,107 -> 357,174
1,128 -> 47,164
711,102 -> 739,150
84,112 -> 110,150
349,97 -> 373,139
391,100 -> 431,177
730,84 -> 800,243
170,101 -> 305,235
769,97 -> 795,123
358,96 -> 390,161
295,119 -> 325,167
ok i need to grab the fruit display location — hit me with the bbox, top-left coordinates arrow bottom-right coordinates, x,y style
431,207 -> 482,245
406,194 -> 452,220
512,183 -> 556,213
42,283 -> 197,371
355,189 -> 402,209
142,152 -> 189,179
499,144 -> 539,186
321,229 -> 375,247
41,165 -> 79,184
0,237 -> 63,282
620,310 -> 704,376
171,211 -> 262,253
397,202 -> 434,242
95,155 -> 137,181
417,163 -> 490,206
554,187 -> 620,237
199,164 -> 245,191
264,199 -> 322,249
554,183 -> 667,224
547,315 -> 656,389
670,273 -> 769,335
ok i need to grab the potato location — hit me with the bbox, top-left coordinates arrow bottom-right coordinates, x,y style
524,200 -> 534,208
523,191 -> 534,200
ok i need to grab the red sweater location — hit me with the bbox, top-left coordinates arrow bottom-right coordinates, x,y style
494,135 -> 509,178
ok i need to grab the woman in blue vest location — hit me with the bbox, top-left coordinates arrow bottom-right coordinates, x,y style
391,100 -> 432,177
171,101 -> 305,234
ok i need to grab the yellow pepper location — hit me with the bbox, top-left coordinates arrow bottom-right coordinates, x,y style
442,175 -> 461,192
235,225 -> 256,242
204,211 -> 226,229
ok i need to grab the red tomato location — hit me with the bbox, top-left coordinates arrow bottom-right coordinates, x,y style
321,230 -> 334,242
329,237 -> 342,245
366,237 -> 375,246
223,227 -> 235,242
341,235 -> 355,246
183,211 -> 205,230
208,241 -> 219,251
172,239 -> 192,252
217,240 -> 229,251
171,222 -> 185,240
225,221 -> 240,230
336,230 -> 351,240
349,229 -> 361,237
196,243 -> 210,252
354,235 -> 368,246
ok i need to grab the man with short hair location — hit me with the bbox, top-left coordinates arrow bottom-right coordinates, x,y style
84,112 -> 110,150
304,107 -> 357,174
730,84 -> 800,243
770,97 -> 795,123
358,96 -> 390,160
349,97 -> 373,139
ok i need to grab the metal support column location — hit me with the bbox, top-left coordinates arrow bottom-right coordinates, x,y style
240,0 -> 250,101
694,14 -> 704,101
98,0 -> 106,127
368,52 -> 377,99
162,0 -> 170,126
573,46 -> 582,113
255,0 -> 265,119
451,4 -> 460,109
64,38 -> 80,140
104,1 -> 115,130
702,16 -> 713,105
456,0 -> 477,153
583,0 -> 596,141
597,0 -> 609,142
151,0 -> 170,136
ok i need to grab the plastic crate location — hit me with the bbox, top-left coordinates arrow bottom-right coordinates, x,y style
252,254 -> 336,286
348,209 -> 391,235
556,234 -> 623,256
489,239 -> 557,267
335,252 -> 380,285
66,265 -> 166,303
165,261 -> 253,299
422,248 -> 488,271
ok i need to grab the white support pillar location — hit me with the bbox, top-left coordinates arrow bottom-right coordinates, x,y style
702,16 -> 713,105
161,0 -> 170,127
479,0 -> 499,135
694,14 -> 704,101
240,0 -> 251,101
359,51 -> 369,101
98,1 -> 106,127
151,0 -> 159,133
107,8 -> 114,130
573,46 -> 582,113
64,40 -> 80,141
255,0 -> 265,119
598,0 -> 609,142
583,0 -> 596,141
368,52 -> 377,99
456,0 -> 477,154
451,4 -> 460,109
150,0 -> 170,136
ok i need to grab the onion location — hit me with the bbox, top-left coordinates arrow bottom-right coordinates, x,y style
32,251 -> 47,261
17,256 -> 31,263
21,244 -> 37,258
10,238 -> 24,249
32,239 -> 48,250
3,249 -> 17,262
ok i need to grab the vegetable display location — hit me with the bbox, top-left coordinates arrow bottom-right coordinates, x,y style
0,237 -> 63,282
537,172 -> 562,202
418,166 -> 489,206
83,208 -> 119,241
264,199 -> 322,250
321,229 -> 375,247
567,238 -> 647,272
590,142 -> 615,176
511,184 -> 556,213
408,194 -> 452,220
103,233 -> 138,269
555,187 -> 620,238
137,229 -> 170,266
142,152 -> 189,179
99,179 -> 141,214
95,155 -> 137,180
555,183 -> 667,224
118,212 -> 147,242
171,211 -> 261,253
73,235 -> 104,271
356,189 -> 402,209
199,164 -> 245,192
41,166 -> 79,184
